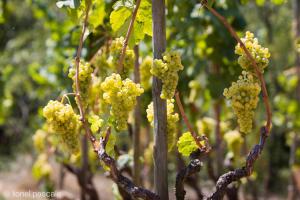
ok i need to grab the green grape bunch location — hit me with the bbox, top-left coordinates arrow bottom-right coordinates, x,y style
43,100 -> 81,153
32,153 -> 52,181
151,51 -> 184,99
146,99 -> 179,151
235,31 -> 270,73
33,129 -> 47,152
101,73 -> 144,131
140,56 -> 153,90
224,130 -> 243,157
223,71 -> 261,134
109,37 -> 135,74
68,61 -> 93,109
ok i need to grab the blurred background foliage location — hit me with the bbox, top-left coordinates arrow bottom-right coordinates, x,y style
0,0 -> 299,198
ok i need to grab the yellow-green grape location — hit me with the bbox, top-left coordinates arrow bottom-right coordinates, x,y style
88,114 -> 104,133
146,99 -> 179,151
151,51 -> 184,99
88,76 -> 109,115
33,129 -> 47,152
177,132 -> 198,157
68,61 -> 93,109
235,31 -> 270,73
101,73 -> 144,131
224,130 -> 243,157
140,56 -> 153,90
109,37 -> 135,74
43,100 -> 81,153
223,71 -> 261,134
32,153 -> 52,180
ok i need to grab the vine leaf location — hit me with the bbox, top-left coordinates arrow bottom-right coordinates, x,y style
110,0 -> 152,45
88,0 -> 105,29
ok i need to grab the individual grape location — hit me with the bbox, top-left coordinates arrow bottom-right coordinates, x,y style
109,37 -> 135,75
235,31 -> 270,73
68,60 -> 93,109
151,51 -> 184,99
223,71 -> 261,134
32,153 -> 52,180
101,73 -> 144,131
43,100 -> 81,153
139,56 -> 153,90
146,99 -> 179,151
33,129 -> 47,152
177,132 -> 198,157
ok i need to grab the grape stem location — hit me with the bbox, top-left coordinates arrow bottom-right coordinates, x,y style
175,91 -> 210,151
117,0 -> 142,73
73,2 -> 97,147
202,1 -> 272,134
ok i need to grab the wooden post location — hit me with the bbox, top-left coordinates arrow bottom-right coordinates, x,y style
152,0 -> 169,199
133,44 -> 141,185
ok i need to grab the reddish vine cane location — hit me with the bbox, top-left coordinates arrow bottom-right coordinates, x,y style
201,1 -> 272,199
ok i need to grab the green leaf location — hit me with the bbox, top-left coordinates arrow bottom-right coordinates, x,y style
256,0 -> 265,6
271,0 -> 286,5
101,131 -> 116,158
89,0 -> 105,30
110,7 -> 132,33
109,0 -> 152,44
177,132 -> 198,157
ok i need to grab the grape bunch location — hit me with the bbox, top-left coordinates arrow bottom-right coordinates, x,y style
224,130 -> 243,157
177,132 -> 199,157
32,153 -> 52,180
88,76 -> 109,115
140,56 -> 153,90
101,73 -> 144,131
223,71 -> 261,133
146,99 -> 179,151
68,61 -> 93,109
33,129 -> 47,152
109,37 -> 135,74
43,100 -> 81,153
235,31 -> 270,73
151,51 -> 184,99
